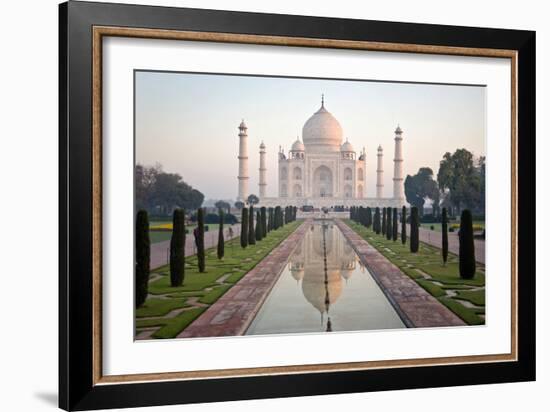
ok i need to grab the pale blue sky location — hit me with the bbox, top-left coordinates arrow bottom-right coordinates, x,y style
135,71 -> 485,200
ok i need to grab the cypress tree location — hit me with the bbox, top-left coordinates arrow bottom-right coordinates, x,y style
217,209 -> 224,260
459,209 -> 476,279
386,208 -> 393,240
381,207 -> 387,236
268,207 -> 273,231
350,206 -> 355,221
169,208 -> 185,287
197,207 -> 206,272
442,207 -> 449,265
240,207 -> 248,248
255,211 -> 262,241
274,206 -> 281,229
135,210 -> 150,307
374,207 -> 381,234
392,208 -> 398,241
401,206 -> 407,244
248,206 -> 256,245
410,206 -> 419,253
261,207 -> 267,238
366,207 -> 372,228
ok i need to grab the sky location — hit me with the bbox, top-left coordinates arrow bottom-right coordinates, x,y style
135,71 -> 486,201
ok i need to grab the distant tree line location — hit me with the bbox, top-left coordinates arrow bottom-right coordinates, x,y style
135,163 -> 204,216
404,149 -> 485,218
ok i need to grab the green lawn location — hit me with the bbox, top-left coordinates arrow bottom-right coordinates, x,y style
345,219 -> 485,326
420,220 -> 485,232
136,220 -> 302,338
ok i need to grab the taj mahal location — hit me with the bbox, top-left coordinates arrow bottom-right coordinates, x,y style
237,96 -> 406,208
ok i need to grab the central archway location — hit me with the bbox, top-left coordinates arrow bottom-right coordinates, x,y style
313,165 -> 333,197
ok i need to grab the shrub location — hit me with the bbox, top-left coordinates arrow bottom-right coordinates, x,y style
401,206 -> 407,244
240,208 -> 248,248
441,207 -> 448,265
217,209 -> 224,260
202,212 -> 238,225
169,209 -> 185,287
410,206 -> 419,253
136,210 -> 151,307
430,225 -> 435,230
196,208 -> 205,272
459,209 -> 476,279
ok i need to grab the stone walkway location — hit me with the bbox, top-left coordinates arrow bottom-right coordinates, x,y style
335,220 -> 465,328
177,220 -> 312,338
150,224 -> 241,270
400,225 -> 485,264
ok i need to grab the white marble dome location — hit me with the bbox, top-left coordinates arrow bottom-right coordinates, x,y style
341,139 -> 354,152
302,101 -> 343,153
291,138 -> 305,152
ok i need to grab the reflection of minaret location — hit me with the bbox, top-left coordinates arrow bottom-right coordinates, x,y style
259,141 -> 267,199
376,145 -> 384,199
237,120 -> 249,201
393,125 -> 405,201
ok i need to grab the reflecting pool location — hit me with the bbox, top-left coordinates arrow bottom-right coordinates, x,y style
246,220 -> 406,335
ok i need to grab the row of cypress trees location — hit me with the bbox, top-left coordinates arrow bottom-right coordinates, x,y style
240,205 -> 297,249
350,205 -> 420,252
350,205 -> 476,279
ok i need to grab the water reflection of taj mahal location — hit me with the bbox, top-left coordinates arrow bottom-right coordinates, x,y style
289,222 -> 363,321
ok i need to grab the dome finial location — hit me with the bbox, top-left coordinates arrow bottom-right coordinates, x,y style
321,93 -> 324,107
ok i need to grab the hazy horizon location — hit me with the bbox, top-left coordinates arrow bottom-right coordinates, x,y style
135,70 -> 486,201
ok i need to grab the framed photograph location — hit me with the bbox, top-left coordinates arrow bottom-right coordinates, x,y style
59,1 -> 535,410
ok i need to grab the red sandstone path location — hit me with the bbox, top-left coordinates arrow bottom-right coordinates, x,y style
335,220 -> 465,328
177,220 -> 312,338
150,224 -> 241,270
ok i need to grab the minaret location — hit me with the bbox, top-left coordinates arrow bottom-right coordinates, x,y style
259,141 -> 267,199
237,120 -> 249,202
376,145 -> 384,198
392,125 -> 405,201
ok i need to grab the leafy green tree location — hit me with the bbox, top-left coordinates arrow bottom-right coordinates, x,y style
459,209 -> 476,278
410,206 -> 419,253
247,194 -> 260,206
404,167 -> 439,216
217,209 -> 225,260
261,207 -> 267,238
234,201 -> 245,210
135,164 -> 204,215
135,210 -> 150,307
196,208 -> 205,272
392,208 -> 398,241
401,206 -> 407,244
437,149 -> 482,215
169,208 -> 185,286
215,200 -> 231,215
248,206 -> 256,245
255,211 -> 262,241
240,208 -> 248,248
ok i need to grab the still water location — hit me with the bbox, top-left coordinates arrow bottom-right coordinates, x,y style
246,220 -> 405,335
